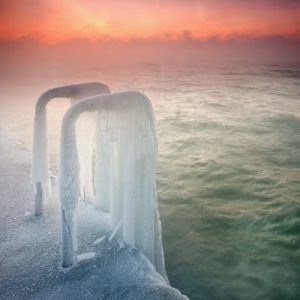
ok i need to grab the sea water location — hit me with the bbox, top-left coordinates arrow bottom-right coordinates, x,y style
0,60 -> 299,300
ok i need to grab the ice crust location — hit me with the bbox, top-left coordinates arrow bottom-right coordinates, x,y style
60,91 -> 167,279
0,124 -> 188,299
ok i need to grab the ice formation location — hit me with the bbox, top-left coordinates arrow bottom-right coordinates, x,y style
59,91 -> 168,280
31,82 -> 110,216
73,111 -> 97,203
1,126 -> 188,299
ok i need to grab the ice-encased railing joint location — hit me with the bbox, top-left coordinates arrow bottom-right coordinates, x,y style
59,91 -> 168,281
31,82 -> 110,216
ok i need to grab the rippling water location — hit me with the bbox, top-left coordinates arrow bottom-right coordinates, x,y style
153,64 -> 300,300
1,61 -> 300,299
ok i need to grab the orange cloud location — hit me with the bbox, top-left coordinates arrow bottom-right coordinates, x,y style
0,0 -> 299,43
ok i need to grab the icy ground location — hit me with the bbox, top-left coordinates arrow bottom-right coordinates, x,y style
0,125 -> 188,300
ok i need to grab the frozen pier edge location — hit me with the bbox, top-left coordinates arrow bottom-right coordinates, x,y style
0,124 -> 188,299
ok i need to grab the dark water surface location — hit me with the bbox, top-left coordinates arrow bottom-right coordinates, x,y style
1,61 -> 300,299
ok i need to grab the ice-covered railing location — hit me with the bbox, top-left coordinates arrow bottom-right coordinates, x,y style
31,82 -> 110,216
59,91 -> 168,280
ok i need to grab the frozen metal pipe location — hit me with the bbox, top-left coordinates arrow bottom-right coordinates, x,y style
60,92 -> 147,267
31,82 -> 110,216
59,92 -> 167,283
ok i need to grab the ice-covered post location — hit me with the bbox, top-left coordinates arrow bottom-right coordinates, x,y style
59,92 -> 167,280
31,82 -> 110,216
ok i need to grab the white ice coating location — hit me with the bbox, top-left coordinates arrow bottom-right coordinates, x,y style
71,91 -> 110,204
31,82 -> 110,216
59,91 -> 168,280
74,111 -> 97,203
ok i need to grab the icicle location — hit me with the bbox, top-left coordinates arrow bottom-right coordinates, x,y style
75,111 -> 97,203
94,110 -> 112,212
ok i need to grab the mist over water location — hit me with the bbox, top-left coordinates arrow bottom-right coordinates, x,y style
1,60 -> 300,299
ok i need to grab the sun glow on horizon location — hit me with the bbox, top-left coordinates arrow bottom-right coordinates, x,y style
0,0 -> 299,43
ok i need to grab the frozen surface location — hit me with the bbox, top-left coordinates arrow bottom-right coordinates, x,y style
0,124 -> 188,299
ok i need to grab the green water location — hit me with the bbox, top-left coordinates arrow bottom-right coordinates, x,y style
153,63 -> 300,299
1,61 -> 299,299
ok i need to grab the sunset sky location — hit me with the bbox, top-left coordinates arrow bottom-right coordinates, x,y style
1,0 -> 300,43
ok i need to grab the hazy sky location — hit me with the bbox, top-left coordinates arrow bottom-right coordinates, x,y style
1,0 -> 300,43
